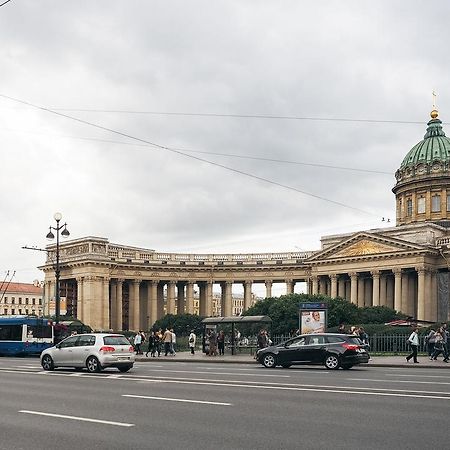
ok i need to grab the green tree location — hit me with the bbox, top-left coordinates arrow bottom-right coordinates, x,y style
244,293 -> 402,335
151,313 -> 204,336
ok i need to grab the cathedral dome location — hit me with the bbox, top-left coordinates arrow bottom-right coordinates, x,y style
393,109 -> 450,226
399,112 -> 450,170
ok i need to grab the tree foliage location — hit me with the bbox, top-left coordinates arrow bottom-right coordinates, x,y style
151,313 -> 204,336
243,293 -> 404,335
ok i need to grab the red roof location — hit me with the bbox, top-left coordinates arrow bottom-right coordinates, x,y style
1,282 -> 42,295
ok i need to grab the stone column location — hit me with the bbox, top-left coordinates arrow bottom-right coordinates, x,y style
319,277 -> 327,295
312,276 -> 319,295
116,279 -> 123,331
417,267 -> 426,321
357,276 -> 365,308
177,282 -> 185,315
148,281 -> 158,328
76,277 -> 83,322
393,268 -> 402,313
371,270 -> 380,307
130,280 -> 141,331
157,282 -> 165,319
102,277 -> 110,331
110,280 -> 117,331
349,272 -> 358,305
338,275 -> 346,299
199,282 -> 207,316
286,279 -> 295,295
167,280 -> 176,315
220,282 -> 226,316
330,274 -> 338,298
224,281 -> 233,316
82,276 -> 104,331
265,280 -> 273,298
206,281 -> 213,316
401,272 -> 410,314
243,281 -> 252,311
379,274 -> 387,307
186,282 -> 195,314
429,270 -> 437,322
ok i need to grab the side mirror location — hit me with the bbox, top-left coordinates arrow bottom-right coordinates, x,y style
56,344 -> 61,349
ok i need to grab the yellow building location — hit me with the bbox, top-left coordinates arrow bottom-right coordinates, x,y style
41,109 -> 450,331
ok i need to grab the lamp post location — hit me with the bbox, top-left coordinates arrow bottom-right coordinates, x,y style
46,212 -> 70,324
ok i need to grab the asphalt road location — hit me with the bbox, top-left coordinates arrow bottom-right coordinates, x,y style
0,358 -> 449,450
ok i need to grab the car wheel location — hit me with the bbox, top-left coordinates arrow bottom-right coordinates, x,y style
86,356 -> 102,373
118,365 -> 133,373
41,355 -> 54,371
262,353 -> 277,368
341,364 -> 353,370
281,364 -> 291,369
324,354 -> 340,370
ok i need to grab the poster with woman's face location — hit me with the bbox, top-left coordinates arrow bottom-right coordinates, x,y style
301,310 -> 325,334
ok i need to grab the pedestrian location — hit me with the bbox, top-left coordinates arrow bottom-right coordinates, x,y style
431,330 -> 448,362
441,323 -> 449,361
133,331 -> 143,355
208,329 -> 218,356
406,327 -> 419,363
163,328 -> 173,356
217,330 -> 225,355
155,329 -> 162,357
425,329 -> 436,359
257,329 -> 268,350
146,331 -> 156,357
337,323 -> 346,334
170,328 -> 177,356
188,330 -> 196,355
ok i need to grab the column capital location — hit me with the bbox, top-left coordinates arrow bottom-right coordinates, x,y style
265,280 -> 273,285
370,270 -> 380,278
349,272 -> 358,278
117,278 -> 125,284
392,268 -> 403,276
133,279 -> 142,284
329,273 -> 338,280
243,280 -> 252,287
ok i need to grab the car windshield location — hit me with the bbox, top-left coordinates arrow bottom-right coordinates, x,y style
103,335 -> 130,346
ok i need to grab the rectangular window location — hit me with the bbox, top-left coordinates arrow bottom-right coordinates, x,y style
18,298 -> 22,305
432,195 -> 441,212
32,298 -> 36,305
11,298 -> 15,305
0,325 -> 22,340
417,197 -> 425,214
447,194 -> 450,212
406,199 -> 413,217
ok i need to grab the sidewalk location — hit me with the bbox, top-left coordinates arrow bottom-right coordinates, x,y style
135,352 -> 450,368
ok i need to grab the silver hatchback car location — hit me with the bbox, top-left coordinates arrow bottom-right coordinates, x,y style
40,333 -> 135,373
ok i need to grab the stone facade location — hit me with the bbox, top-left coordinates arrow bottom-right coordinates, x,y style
39,110 -> 450,331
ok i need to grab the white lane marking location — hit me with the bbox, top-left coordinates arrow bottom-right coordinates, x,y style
390,374 -> 450,379
135,379 -> 450,400
68,373 -> 83,377
123,394 -> 231,406
19,410 -> 134,427
347,378 -> 450,386
142,369 -> 290,378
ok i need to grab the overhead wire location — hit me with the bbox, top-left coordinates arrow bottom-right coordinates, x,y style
0,94 -> 383,217
0,126 -> 393,175
0,0 -> 12,7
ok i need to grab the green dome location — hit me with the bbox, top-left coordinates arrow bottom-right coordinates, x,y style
400,116 -> 450,169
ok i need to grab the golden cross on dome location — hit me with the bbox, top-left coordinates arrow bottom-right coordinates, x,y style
432,90 -> 437,109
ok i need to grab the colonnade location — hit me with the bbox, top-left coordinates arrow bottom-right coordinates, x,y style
44,265 -> 441,331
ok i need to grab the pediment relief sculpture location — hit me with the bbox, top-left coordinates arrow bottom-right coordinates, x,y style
329,239 -> 402,258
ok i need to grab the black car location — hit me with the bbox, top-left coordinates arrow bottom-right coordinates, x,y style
256,333 -> 369,370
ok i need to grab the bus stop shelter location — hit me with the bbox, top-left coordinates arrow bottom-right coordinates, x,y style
201,315 -> 272,355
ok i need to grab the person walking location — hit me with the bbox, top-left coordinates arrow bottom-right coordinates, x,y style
170,328 -> 177,356
217,330 -> 225,356
133,332 -> 143,355
208,329 -> 218,356
431,330 -> 446,361
163,328 -> 173,356
441,323 -> 449,362
406,327 -> 419,363
145,332 -> 155,357
425,329 -> 436,360
188,330 -> 196,355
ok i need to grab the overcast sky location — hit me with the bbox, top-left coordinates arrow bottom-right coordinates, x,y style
0,1 -> 448,296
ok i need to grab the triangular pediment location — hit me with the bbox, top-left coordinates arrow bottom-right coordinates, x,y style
307,232 -> 428,262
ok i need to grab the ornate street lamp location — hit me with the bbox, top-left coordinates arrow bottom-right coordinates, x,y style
46,212 -> 70,323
